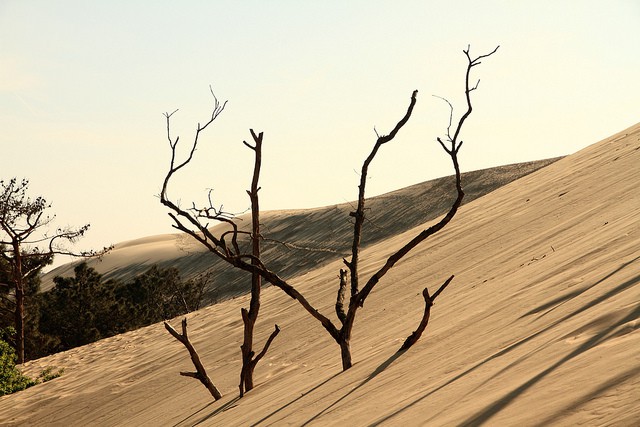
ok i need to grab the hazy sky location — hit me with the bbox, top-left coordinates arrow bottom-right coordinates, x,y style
1,1 -> 638,266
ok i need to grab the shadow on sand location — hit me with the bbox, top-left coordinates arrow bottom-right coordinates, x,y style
172,396 -> 240,427
300,351 -> 406,426
249,371 -> 342,427
176,264 -> 638,426
458,301 -> 640,426
369,267 -> 639,426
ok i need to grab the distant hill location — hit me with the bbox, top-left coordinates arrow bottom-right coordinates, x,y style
42,157 -> 561,302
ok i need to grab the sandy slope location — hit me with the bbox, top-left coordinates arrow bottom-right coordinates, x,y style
2,123 -> 639,426
41,158 -> 559,302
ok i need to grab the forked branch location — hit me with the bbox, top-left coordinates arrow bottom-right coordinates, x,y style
160,44 -> 497,375
450,45 -> 499,146
239,323 -> 281,396
346,90 -> 418,299
164,318 -> 222,400
354,45 -> 498,308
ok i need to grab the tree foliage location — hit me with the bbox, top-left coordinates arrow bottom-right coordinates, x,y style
28,263 -> 209,358
116,265 -> 209,329
0,326 -> 64,396
0,177 -> 100,363
0,327 -> 36,396
39,263 -> 120,350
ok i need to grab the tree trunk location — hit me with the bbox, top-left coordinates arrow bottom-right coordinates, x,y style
340,338 -> 352,371
239,307 -> 256,396
12,241 -> 25,364
14,285 -> 24,364
239,129 -> 271,397
240,322 -> 280,397
244,360 -> 256,391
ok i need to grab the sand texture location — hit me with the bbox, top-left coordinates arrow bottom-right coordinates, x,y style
1,124 -> 638,426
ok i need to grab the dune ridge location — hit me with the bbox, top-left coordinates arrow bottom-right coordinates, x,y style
42,157 -> 560,302
2,123 -> 638,426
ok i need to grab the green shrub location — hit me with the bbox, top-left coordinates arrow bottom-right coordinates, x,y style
37,366 -> 64,382
0,328 -> 37,396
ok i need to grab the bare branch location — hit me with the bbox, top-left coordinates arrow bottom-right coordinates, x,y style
398,275 -> 455,352
160,89 -> 227,219
432,95 -> 454,141
335,269 -> 348,325
158,46 -> 497,374
253,324 -> 281,366
437,137 -> 451,154
353,46 -> 498,309
347,90 -> 418,298
431,274 -> 454,301
451,45 -> 499,145
161,115 -> 342,362
466,44 -> 500,66
354,183 -> 463,308
164,319 -> 222,400
180,372 -> 199,379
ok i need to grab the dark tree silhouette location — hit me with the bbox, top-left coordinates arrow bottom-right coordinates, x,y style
161,95 -> 279,397
0,178 -> 107,363
160,46 -> 498,386
238,130 -> 281,397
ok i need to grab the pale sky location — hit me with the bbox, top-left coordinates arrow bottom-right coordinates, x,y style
1,1 -> 638,268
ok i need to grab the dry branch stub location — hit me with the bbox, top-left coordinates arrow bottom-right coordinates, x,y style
164,318 -> 222,400
398,275 -> 454,352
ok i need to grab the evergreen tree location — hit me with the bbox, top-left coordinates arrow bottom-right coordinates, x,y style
39,263 -> 122,350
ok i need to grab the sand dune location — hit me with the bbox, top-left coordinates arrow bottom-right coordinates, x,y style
2,123 -> 638,426
41,158 -> 559,302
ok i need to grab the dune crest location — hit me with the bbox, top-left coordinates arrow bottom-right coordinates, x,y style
41,158 -> 560,301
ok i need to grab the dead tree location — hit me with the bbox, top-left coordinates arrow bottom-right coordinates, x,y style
164,318 -> 222,400
0,178 -> 107,363
160,46 -> 498,374
161,100 -> 279,397
239,130 -> 281,397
